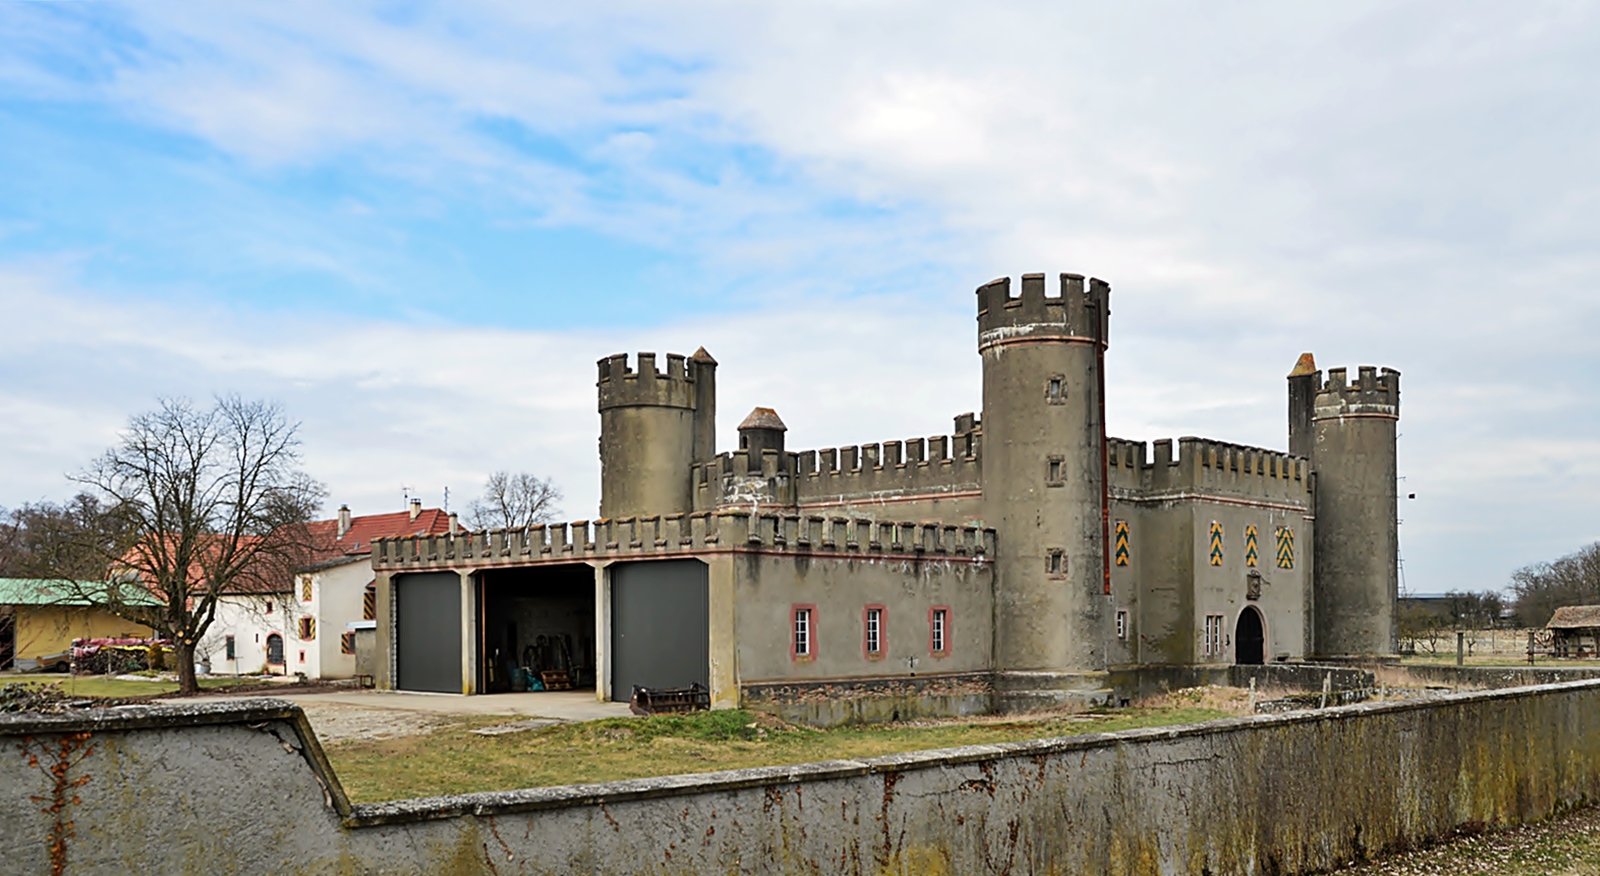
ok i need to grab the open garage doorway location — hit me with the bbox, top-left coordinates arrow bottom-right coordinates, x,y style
1235,606 -> 1265,665
478,564 -> 595,694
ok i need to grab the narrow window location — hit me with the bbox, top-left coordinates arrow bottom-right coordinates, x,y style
864,606 -> 884,657
1047,549 -> 1066,576
1116,610 -> 1128,640
299,617 -> 316,641
298,650 -> 306,664
225,635 -> 236,660
792,606 -> 814,660
300,576 -> 313,602
362,587 -> 377,621
1046,375 -> 1066,404
265,600 -> 273,615
930,607 -> 950,656
1046,456 -> 1064,486
340,632 -> 356,655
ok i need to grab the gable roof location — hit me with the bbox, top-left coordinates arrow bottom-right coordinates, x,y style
306,508 -> 454,563
1547,605 -> 1600,629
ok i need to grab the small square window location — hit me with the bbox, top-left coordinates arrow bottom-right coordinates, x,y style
1047,549 -> 1066,577
340,632 -> 356,655
1046,375 -> 1067,404
1046,455 -> 1065,486
264,600 -> 273,615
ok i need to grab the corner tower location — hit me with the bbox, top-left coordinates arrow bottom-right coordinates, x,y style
597,350 -> 716,518
1303,363 -> 1401,660
979,272 -> 1111,692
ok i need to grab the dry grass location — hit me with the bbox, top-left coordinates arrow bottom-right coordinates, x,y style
1336,805 -> 1600,875
325,702 -> 1232,803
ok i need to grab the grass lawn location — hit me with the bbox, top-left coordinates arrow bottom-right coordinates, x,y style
4,674 -> 260,698
1399,653 -> 1595,668
326,705 -> 1231,803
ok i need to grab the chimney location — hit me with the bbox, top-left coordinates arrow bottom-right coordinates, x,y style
409,498 -> 422,521
337,504 -> 352,539
448,512 -> 459,535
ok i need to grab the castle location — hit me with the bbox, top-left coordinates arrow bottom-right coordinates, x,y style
370,271 -> 1400,719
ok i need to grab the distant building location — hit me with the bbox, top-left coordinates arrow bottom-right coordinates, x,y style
369,270 -> 1401,719
1547,605 -> 1600,658
208,501 -> 454,678
0,578 -> 154,670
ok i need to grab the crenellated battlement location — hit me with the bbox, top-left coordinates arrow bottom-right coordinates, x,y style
596,351 -> 707,411
1314,366 -> 1400,420
1106,435 -> 1311,504
370,511 -> 996,571
976,272 -> 1110,351
690,426 -> 985,511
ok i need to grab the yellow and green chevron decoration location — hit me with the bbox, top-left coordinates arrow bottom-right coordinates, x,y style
1244,524 -> 1259,568
1276,526 -> 1295,569
1114,520 -> 1130,566
1208,521 -> 1223,566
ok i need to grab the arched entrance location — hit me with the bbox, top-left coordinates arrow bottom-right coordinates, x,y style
1235,607 -> 1265,665
266,633 -> 285,667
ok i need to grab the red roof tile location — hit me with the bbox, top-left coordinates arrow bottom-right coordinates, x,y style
307,508 -> 454,562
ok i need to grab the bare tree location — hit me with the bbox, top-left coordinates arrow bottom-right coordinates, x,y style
466,471 -> 561,531
40,397 -> 324,695
1509,542 -> 1600,626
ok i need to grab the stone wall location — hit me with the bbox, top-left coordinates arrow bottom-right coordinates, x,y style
6,681 -> 1600,874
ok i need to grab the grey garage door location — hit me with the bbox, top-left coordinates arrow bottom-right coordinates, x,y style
396,572 -> 461,693
610,560 -> 708,700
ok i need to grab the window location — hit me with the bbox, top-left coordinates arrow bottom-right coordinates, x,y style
1046,375 -> 1066,404
298,617 -> 316,641
266,633 -> 284,665
1116,610 -> 1128,640
1047,549 -> 1066,577
1046,456 -> 1064,486
340,632 -> 356,655
929,606 -> 950,656
1204,614 -> 1225,658
298,650 -> 306,664
791,605 -> 815,661
224,635 -> 235,660
863,605 -> 885,659
362,587 -> 377,621
264,600 -> 273,615
300,576 -> 313,602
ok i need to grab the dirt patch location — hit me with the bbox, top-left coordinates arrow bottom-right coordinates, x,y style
297,702 -> 458,743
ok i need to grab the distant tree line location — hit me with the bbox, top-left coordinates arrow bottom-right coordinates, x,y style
1508,541 -> 1600,629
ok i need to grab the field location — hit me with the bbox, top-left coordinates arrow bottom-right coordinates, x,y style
325,703 -> 1234,803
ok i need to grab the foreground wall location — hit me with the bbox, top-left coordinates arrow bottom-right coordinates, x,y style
5,682 -> 1600,875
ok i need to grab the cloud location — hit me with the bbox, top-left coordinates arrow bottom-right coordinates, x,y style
1,2 -> 1598,593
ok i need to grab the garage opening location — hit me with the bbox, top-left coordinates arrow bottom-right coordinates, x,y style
396,571 -> 462,693
610,559 -> 708,701
478,564 -> 595,694
1235,606 -> 1265,665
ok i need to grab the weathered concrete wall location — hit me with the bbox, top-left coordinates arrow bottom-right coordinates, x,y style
6,681 -> 1600,874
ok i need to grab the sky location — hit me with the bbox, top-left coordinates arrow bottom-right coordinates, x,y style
1,2 -> 1597,595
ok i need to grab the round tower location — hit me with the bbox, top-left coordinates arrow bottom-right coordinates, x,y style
1310,365 -> 1401,660
597,351 -> 714,519
979,272 -> 1111,690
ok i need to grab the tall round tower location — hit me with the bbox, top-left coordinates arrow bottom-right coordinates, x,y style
597,351 -> 715,519
979,272 -> 1111,693
1310,365 -> 1401,660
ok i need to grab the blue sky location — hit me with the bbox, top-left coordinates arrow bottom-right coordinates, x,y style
2,1 -> 1598,595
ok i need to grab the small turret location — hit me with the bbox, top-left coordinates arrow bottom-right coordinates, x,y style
737,407 -> 786,457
